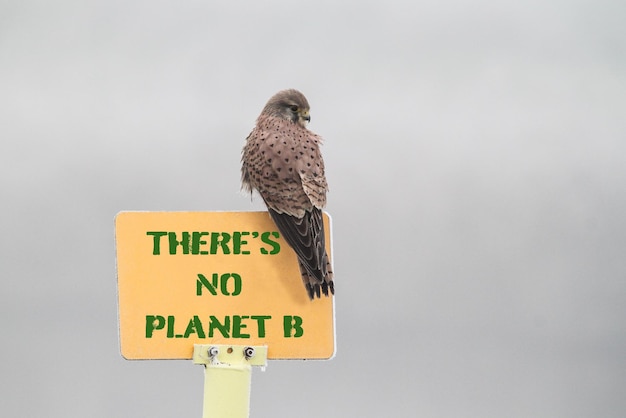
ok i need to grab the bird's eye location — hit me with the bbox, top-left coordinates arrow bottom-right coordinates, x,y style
289,105 -> 299,112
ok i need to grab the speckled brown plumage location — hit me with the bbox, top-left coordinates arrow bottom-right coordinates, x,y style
241,89 -> 334,299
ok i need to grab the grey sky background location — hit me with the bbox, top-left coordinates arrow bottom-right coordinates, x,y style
1,0 -> 625,416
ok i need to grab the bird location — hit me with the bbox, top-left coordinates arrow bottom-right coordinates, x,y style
241,89 -> 334,300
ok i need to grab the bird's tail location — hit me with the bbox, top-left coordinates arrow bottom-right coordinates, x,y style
299,258 -> 334,300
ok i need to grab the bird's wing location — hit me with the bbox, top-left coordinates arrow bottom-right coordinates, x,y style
267,206 -> 327,283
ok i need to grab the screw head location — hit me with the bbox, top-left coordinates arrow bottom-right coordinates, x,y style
244,347 -> 255,360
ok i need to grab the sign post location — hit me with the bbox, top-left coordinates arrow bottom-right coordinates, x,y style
193,344 -> 267,418
115,211 -> 335,415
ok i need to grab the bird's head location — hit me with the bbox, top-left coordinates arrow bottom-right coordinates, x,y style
262,89 -> 311,128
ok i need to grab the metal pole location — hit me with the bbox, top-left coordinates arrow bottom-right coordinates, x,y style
193,344 -> 268,418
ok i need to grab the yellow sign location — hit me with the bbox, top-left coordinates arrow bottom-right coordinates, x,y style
115,211 -> 335,360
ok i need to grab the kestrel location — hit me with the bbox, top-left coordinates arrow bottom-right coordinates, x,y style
241,89 -> 334,300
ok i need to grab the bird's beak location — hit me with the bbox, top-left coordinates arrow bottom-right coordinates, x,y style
301,110 -> 311,123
